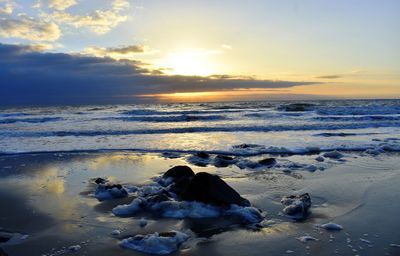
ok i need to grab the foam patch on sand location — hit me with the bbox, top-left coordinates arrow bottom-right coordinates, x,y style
95,185 -> 128,201
113,197 -> 263,223
112,197 -> 146,216
138,183 -> 167,197
281,193 -> 311,220
120,231 -> 189,255
94,179 -> 130,201
297,235 -> 318,243
320,222 -> 343,230
225,205 -> 264,223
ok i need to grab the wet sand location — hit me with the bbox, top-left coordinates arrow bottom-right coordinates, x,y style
0,152 -> 399,256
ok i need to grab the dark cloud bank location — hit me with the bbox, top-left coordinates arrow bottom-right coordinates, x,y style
0,43 -> 318,106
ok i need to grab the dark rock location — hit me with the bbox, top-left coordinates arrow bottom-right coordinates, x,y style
169,176 -> 192,195
281,193 -> 311,219
196,152 -> 210,159
163,166 -> 195,195
163,166 -> 195,180
180,172 -> 250,207
214,155 -> 236,167
258,158 -> 277,166
94,177 -> 107,184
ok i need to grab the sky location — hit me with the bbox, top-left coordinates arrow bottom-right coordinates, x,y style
0,0 -> 399,105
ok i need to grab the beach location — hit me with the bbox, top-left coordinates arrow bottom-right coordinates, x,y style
0,151 -> 399,256
1,100 -> 400,255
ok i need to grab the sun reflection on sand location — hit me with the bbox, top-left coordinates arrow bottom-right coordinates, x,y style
41,167 -> 66,194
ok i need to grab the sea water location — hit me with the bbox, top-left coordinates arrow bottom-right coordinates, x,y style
1,99 -> 400,155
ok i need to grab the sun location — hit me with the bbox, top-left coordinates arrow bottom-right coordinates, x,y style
158,49 -> 216,76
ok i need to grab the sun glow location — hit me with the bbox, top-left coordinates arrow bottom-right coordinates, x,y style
139,89 -> 288,102
157,49 -> 218,76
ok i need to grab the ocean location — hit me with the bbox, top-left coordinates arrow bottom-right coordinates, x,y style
1,99 -> 400,155
1,99 -> 400,256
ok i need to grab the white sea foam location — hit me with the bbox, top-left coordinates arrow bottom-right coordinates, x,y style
359,238 -> 371,244
224,205 -> 264,223
320,222 -> 343,230
112,197 -> 146,216
110,230 -> 121,236
68,245 -> 81,252
297,235 -> 318,243
138,184 -> 164,197
95,185 -> 128,201
120,231 -> 189,255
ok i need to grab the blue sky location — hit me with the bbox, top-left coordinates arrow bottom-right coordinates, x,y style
0,0 -> 399,105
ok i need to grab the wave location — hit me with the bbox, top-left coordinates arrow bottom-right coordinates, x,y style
314,132 -> 382,137
245,112 -> 306,119
2,141 -> 400,156
312,115 -> 400,122
103,114 -> 227,122
0,113 -> 30,118
316,105 -> 400,116
121,109 -> 249,116
2,121 -> 400,137
0,117 -> 63,124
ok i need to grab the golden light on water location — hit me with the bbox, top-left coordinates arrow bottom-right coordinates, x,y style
140,89 -> 288,102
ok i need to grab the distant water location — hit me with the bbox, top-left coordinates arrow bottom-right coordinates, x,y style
1,99 -> 400,154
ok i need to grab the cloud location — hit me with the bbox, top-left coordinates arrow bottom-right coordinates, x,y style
0,14 -> 61,41
42,0 -> 129,35
315,70 -> 369,79
315,75 -> 342,79
84,45 -> 154,59
0,0 -> 129,42
0,0 -> 13,15
0,43 -> 318,106
35,0 -> 77,10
